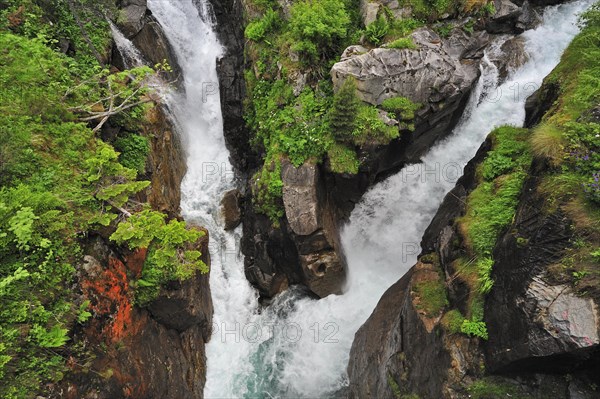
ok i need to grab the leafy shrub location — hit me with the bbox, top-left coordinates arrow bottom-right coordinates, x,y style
289,0 -> 350,61
353,105 -> 399,145
114,133 -> 150,174
245,8 -> 281,41
365,15 -> 389,45
436,23 -> 454,38
482,1 -> 496,16
110,210 -> 208,305
253,157 -> 285,225
461,319 -> 488,340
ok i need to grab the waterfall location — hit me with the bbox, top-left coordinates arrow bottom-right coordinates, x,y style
108,21 -> 144,68
133,0 -> 591,396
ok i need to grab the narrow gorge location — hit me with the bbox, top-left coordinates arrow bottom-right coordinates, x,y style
0,0 -> 599,398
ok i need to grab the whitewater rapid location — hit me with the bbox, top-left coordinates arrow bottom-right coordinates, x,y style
139,0 -> 592,396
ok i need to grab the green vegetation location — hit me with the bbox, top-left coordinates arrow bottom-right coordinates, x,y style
387,37 -> 417,49
242,0 -> 498,224
381,96 -> 420,121
467,377 -> 526,399
531,4 -> 600,298
243,0 -> 407,223
245,8 -> 281,42
114,133 -> 150,174
413,279 -> 449,316
388,373 -> 403,398
330,77 -> 361,141
288,0 -> 351,62
441,126 -> 532,340
442,309 -> 465,333
0,2 -> 206,396
365,15 -> 390,45
111,210 -> 208,305
328,143 -> 360,174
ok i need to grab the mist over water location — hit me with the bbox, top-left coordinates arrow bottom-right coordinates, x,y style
135,0 -> 592,396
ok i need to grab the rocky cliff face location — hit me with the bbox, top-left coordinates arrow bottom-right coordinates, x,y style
60,4 -> 214,398
346,70 -> 600,399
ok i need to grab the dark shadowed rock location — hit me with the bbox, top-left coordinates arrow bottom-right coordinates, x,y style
130,16 -> 181,83
221,189 -> 242,230
524,81 -> 560,128
209,0 -> 254,171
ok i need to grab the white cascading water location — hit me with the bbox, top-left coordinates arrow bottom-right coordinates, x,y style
120,0 -> 592,396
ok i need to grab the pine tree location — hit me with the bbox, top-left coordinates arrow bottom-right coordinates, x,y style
329,77 -> 360,142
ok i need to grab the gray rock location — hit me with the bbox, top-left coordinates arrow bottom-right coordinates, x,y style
299,251 -> 345,297
516,1 -> 542,31
359,0 -> 412,26
360,0 -> 380,26
340,45 -> 369,62
524,277 -> 599,349
282,161 -> 321,236
331,28 -> 482,107
486,0 -> 524,34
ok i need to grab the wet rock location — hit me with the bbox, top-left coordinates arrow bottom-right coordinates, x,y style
516,1 -> 542,31
300,251 -> 345,297
116,0 -> 147,38
148,228 -> 213,335
525,277 -> 599,348
347,270 -> 452,398
490,36 -> 530,81
484,176 -> 600,374
209,0 -> 254,171
145,106 -> 186,218
221,189 -> 242,230
130,17 -> 181,82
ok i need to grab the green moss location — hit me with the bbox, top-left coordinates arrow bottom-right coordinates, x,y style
388,374 -> 403,398
413,278 -> 449,316
467,378 -> 526,399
